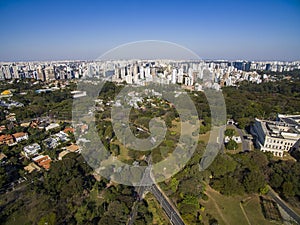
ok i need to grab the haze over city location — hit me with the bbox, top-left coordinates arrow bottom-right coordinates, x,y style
0,0 -> 300,61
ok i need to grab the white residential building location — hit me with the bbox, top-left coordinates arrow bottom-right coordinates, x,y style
45,123 -> 60,131
13,132 -> 28,142
24,143 -> 41,158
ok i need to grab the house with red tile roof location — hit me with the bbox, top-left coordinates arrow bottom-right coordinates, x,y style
32,155 -> 52,170
13,132 -> 28,142
65,144 -> 80,152
63,127 -> 74,134
0,134 -> 15,145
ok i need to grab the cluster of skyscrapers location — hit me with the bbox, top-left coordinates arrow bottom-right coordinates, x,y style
0,60 -> 299,90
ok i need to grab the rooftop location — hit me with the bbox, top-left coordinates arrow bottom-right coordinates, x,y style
13,132 -> 28,138
66,144 -> 79,152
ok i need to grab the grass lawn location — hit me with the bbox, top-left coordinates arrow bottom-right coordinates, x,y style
200,185 -> 279,225
199,131 -> 210,144
226,125 -> 239,136
112,139 -> 131,161
243,196 -> 281,225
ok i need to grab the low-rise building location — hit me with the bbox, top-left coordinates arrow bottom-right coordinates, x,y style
0,134 -> 15,145
65,144 -> 80,153
45,123 -> 60,131
58,150 -> 70,160
6,113 -> 16,122
24,162 -> 41,173
43,137 -> 59,149
54,131 -> 69,142
0,125 -> 6,133
32,155 -> 51,170
20,122 -> 31,127
224,135 -> 242,143
63,127 -> 74,134
251,114 -> 300,157
13,132 -> 28,142
23,143 -> 41,158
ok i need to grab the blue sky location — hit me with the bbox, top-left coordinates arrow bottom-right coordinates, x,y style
0,0 -> 299,61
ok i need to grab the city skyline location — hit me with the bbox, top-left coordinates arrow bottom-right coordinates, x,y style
0,0 -> 300,61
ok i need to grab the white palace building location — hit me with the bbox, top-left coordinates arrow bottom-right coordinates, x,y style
251,114 -> 300,157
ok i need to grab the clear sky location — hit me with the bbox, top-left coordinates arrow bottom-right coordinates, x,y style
0,0 -> 299,61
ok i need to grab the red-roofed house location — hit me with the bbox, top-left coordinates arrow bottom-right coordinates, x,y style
13,132 -> 28,142
0,134 -> 15,145
63,127 -> 74,134
66,144 -> 80,152
32,155 -> 52,170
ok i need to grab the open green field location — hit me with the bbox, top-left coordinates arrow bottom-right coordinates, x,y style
199,131 -> 210,144
200,185 -> 281,225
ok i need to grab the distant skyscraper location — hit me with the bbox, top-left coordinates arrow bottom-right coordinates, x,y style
44,66 -> 55,80
0,69 -> 4,80
172,68 -> 177,84
36,65 -> 45,81
12,66 -> 19,79
245,62 -> 251,71
3,66 -> 12,79
139,66 -> 144,79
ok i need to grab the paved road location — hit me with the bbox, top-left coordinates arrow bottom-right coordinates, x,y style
128,166 -> 152,225
268,187 -> 300,224
151,184 -> 185,225
234,125 -> 250,151
128,157 -> 185,225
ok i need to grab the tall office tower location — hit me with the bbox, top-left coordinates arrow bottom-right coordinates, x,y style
33,71 -> 38,80
133,63 -> 138,77
245,62 -> 251,71
198,68 -> 204,80
74,71 -> 80,79
125,74 -> 133,84
12,66 -> 19,79
36,65 -> 45,81
0,68 -> 4,80
67,66 -> 73,79
250,63 -> 257,70
145,66 -> 151,78
133,65 -> 139,83
172,68 -> 177,84
3,66 -> 12,79
44,65 -> 55,80
188,67 -> 193,78
139,66 -> 144,79
114,66 -> 120,79
102,63 -> 106,77
182,64 -> 188,73
127,65 -> 132,77
265,63 -> 271,71
177,67 -> 184,84
120,67 -> 126,79
78,67 -> 83,77
86,64 -> 95,77
151,68 -> 156,78
184,77 -> 191,86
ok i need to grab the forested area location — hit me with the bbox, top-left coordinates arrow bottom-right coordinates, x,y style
0,153 -> 156,224
0,79 -> 75,122
0,75 -> 300,224
223,79 -> 300,128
